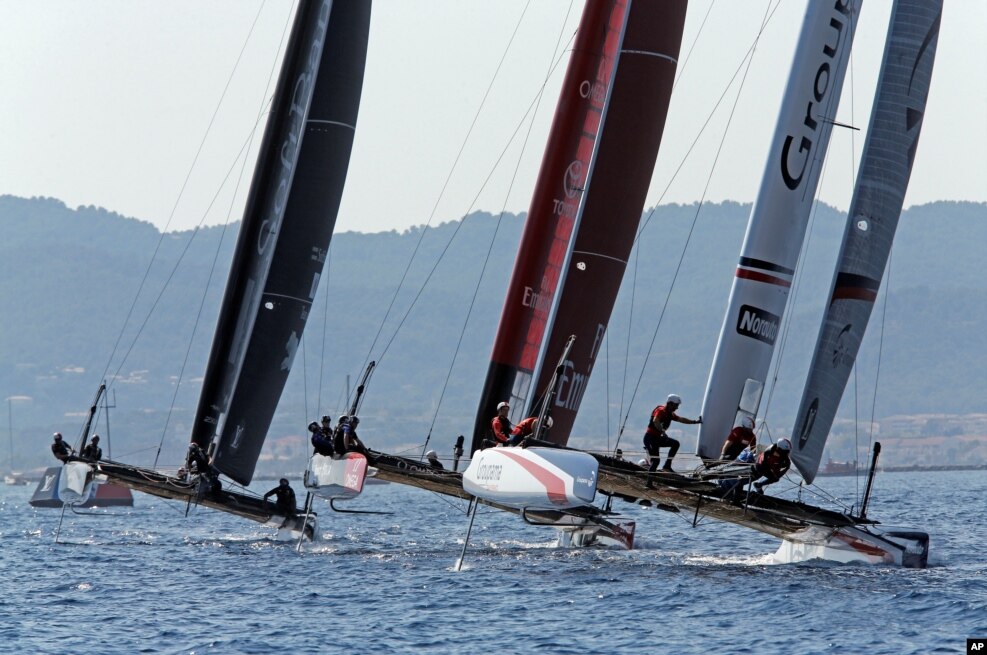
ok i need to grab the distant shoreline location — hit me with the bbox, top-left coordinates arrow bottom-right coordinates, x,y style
817,464 -> 987,477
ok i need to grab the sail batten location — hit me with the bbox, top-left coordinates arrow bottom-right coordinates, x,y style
792,0 -> 941,483
191,0 -> 371,485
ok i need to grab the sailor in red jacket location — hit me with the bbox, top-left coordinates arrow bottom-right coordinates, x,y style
644,393 -> 700,482
720,416 -> 757,461
751,438 -> 792,493
490,401 -> 513,446
508,416 -> 553,446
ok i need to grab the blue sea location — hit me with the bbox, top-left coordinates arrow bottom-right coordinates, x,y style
1,469 -> 984,654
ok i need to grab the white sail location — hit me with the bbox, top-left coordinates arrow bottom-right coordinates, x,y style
792,0 -> 941,483
697,0 -> 861,459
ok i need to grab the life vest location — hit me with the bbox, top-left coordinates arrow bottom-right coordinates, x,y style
647,405 -> 673,435
512,417 -> 538,438
757,447 -> 790,478
491,416 -> 513,443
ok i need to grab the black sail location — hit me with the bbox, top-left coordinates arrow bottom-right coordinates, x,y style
191,0 -> 371,484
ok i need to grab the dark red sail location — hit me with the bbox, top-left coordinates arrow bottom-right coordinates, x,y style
472,0 -> 687,450
470,0 -> 625,454
529,0 -> 687,443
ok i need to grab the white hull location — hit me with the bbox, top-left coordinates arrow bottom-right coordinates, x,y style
775,525 -> 929,568
273,515 -> 319,542
463,447 -> 598,510
304,452 -> 367,500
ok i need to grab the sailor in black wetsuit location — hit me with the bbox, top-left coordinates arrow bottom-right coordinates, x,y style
309,420 -> 334,457
187,442 -> 222,497
51,432 -> 73,462
263,478 -> 297,516
82,435 -> 102,461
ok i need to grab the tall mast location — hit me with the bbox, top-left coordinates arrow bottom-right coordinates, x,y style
792,0 -> 941,483
696,0 -> 862,460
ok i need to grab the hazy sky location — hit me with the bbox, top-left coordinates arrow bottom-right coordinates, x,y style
1,1 -> 984,234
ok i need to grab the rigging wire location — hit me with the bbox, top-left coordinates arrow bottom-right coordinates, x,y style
761,1 -> 859,448
612,1 -> 777,452
416,1 -> 575,458
124,3 -> 293,467
98,0 -> 271,392
868,250 -> 892,461
354,0 -> 536,382
368,36 -> 576,375
611,1 -> 718,437
631,0 -> 781,245
318,247 -> 332,417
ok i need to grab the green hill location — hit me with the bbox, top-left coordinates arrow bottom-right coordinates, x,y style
1,195 -> 985,474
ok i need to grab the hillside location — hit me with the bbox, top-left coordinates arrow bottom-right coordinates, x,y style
1,195 -> 985,474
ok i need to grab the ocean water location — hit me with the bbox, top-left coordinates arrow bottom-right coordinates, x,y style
1,469 -> 984,655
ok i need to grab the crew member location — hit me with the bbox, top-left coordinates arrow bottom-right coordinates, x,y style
187,442 -> 211,474
263,478 -> 297,516
82,434 -> 103,461
508,416 -> 552,446
720,416 -> 757,462
425,450 -> 444,470
333,416 -> 368,456
187,442 -> 222,497
490,401 -> 513,446
751,438 -> 792,493
51,432 -> 73,462
644,393 -> 700,482
309,421 -> 334,457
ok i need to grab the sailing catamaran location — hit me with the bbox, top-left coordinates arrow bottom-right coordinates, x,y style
357,0 -> 687,552
61,0 -> 371,539
591,0 -> 941,567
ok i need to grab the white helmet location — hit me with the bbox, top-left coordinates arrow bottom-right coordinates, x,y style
638,458 -> 649,467
777,438 -> 792,452
497,401 -> 509,411
741,416 -> 755,430
666,394 -> 682,406
426,450 -> 437,458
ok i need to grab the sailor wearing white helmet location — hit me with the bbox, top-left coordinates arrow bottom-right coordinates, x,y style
720,415 -> 758,462
425,449 -> 444,470
643,393 -> 701,483
490,401 -> 513,446
751,438 -> 792,494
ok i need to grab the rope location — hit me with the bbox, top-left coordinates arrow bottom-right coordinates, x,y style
318,247 -> 332,417
418,2 -> 574,458
868,250 -> 892,453
355,0 -> 536,380
613,1 -> 777,452
98,0 -> 273,390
